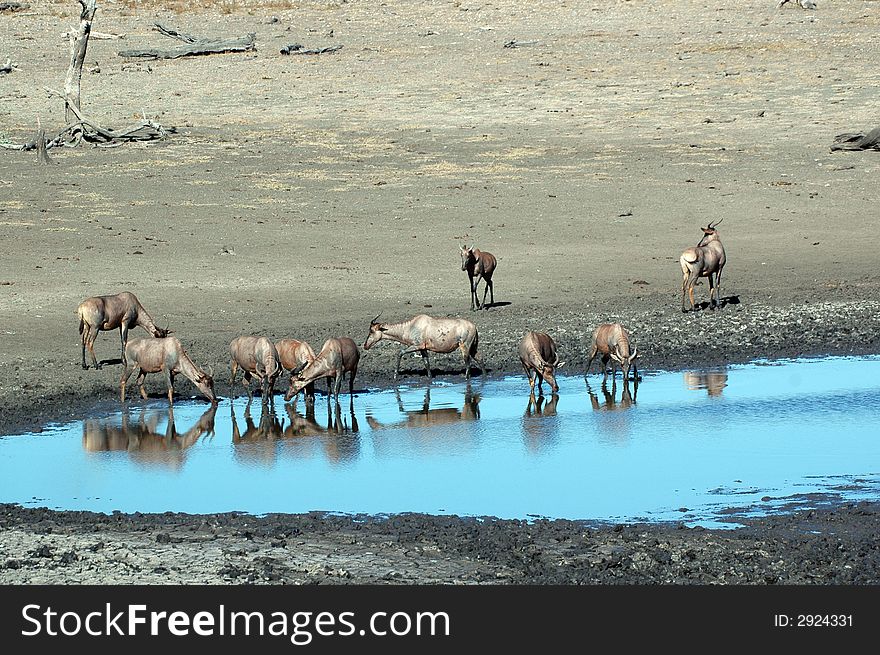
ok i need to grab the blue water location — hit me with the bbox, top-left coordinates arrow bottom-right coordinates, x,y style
1,356 -> 879,528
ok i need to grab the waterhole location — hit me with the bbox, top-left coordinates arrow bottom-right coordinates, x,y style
1,356 -> 878,527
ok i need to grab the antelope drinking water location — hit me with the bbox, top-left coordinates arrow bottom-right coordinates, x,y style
119,336 -> 216,406
229,336 -> 282,406
586,323 -> 639,382
77,291 -> 169,369
275,338 -> 317,407
518,330 -> 565,395
285,337 -> 360,406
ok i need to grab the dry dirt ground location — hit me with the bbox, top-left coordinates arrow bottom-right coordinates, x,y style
1,0 -> 879,584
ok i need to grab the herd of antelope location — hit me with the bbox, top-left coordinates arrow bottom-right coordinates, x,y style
75,222 -> 727,409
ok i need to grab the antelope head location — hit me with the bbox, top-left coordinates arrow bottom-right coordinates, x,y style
196,365 -> 217,404
610,345 -> 639,380
363,313 -> 386,350
285,374 -> 309,402
154,317 -> 173,338
697,218 -> 723,247
460,244 -> 475,271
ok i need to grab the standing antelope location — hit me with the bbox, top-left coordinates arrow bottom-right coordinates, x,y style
229,336 -> 282,405
275,338 -> 316,407
460,245 -> 497,310
363,313 -> 486,380
119,336 -> 217,406
77,291 -> 169,369
519,330 -> 565,395
680,218 -> 726,312
285,337 -> 360,406
586,323 -> 639,382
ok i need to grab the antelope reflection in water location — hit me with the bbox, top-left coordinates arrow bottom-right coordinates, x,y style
365,385 -> 481,456
522,392 -> 560,453
231,402 -> 359,465
684,369 -> 728,397
586,378 -> 638,442
82,404 -> 217,469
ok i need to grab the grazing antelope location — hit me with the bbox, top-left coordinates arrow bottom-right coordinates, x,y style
680,218 -> 726,312
275,338 -> 316,407
285,337 -> 360,406
77,291 -> 169,369
363,313 -> 486,380
119,337 -> 216,406
519,330 -> 565,395
229,336 -> 282,406
460,245 -> 497,310
586,323 -> 639,382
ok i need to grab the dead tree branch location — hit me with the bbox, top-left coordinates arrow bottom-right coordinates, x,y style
279,44 -> 343,55
119,23 -> 256,60
831,126 -> 880,152
64,0 -> 97,126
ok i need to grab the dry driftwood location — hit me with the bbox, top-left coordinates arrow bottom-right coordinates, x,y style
119,23 -> 256,60
0,2 -> 29,12
777,0 -> 817,8
35,125 -> 53,165
831,126 -> 880,152
64,0 -> 97,126
280,44 -> 343,55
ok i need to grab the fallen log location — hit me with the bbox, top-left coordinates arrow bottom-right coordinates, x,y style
119,30 -> 255,60
0,2 -> 29,12
831,126 -> 880,152
280,44 -> 343,55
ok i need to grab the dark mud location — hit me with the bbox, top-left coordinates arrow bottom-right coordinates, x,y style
2,500 -> 879,584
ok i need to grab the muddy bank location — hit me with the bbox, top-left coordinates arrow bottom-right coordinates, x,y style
2,295 -> 879,436
1,501 -> 878,585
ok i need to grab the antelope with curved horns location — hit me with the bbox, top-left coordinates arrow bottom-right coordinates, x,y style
119,336 -> 217,406
77,291 -> 170,369
285,337 -> 360,407
518,330 -> 565,395
680,218 -> 726,312
275,338 -> 317,407
460,244 -> 497,311
229,336 -> 282,406
586,323 -> 639,382
363,313 -> 487,380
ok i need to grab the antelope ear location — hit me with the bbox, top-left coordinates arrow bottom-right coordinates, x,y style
378,325 -> 388,332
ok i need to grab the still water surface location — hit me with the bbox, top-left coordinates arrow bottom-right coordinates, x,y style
1,357 -> 878,527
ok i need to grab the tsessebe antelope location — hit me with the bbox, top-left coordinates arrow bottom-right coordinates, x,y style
680,218 -> 726,312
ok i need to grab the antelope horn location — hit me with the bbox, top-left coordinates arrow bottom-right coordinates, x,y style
609,351 -> 623,364
205,365 -> 215,378
628,345 -> 638,363
370,313 -> 381,325
708,217 -> 723,229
